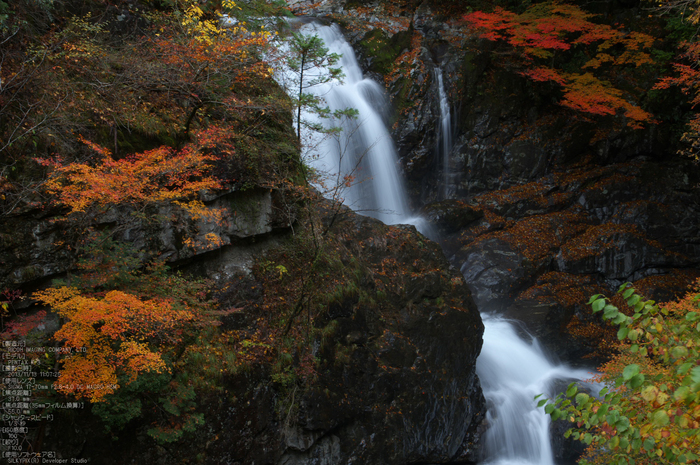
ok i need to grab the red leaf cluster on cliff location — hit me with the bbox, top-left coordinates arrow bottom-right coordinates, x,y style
463,1 -> 655,127
655,41 -> 700,157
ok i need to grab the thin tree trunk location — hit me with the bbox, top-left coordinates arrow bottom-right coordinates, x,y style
297,52 -> 305,140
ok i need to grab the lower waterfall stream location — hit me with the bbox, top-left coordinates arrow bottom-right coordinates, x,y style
278,21 -> 592,464
478,315 -> 591,465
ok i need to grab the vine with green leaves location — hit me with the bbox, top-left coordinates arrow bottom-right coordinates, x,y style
539,281 -> 700,465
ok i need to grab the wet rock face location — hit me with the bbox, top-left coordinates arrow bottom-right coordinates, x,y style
270,210 -> 485,465
0,188 -> 295,291
421,199 -> 484,235
156,205 -> 486,465
451,158 -> 700,360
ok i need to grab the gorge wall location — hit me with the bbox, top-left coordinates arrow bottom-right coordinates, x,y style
32,200 -> 485,464
335,0 -> 700,363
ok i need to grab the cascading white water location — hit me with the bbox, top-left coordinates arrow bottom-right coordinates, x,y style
434,67 -> 453,200
277,22 -> 412,225
477,314 -> 592,465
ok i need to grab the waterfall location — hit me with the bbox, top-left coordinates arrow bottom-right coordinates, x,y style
477,315 -> 592,465
434,67 -> 453,199
277,22 -> 413,225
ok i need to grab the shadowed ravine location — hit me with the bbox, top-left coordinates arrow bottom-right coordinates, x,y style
282,22 -> 592,464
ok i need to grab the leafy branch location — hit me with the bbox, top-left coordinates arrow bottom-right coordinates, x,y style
539,282 -> 700,464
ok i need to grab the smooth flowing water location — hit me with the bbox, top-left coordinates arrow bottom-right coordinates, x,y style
477,315 -> 591,465
277,22 -> 413,225
435,67 -> 453,199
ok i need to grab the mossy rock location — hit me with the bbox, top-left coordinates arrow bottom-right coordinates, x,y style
357,28 -> 411,76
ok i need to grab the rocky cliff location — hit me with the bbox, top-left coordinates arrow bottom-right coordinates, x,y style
333,0 -> 700,363
32,197 -> 485,464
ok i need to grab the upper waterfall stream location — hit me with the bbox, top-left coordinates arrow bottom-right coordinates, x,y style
277,22 -> 409,225
435,67 -> 453,200
276,22 -> 591,464
276,22 -> 432,234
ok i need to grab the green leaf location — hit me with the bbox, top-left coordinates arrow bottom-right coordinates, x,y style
622,364 -> 640,380
584,432 -> 593,445
671,346 -> 688,359
630,373 -> 645,388
691,366 -> 700,384
627,294 -> 641,306
643,437 -> 655,451
622,288 -> 635,299
551,408 -> 563,421
674,386 -> 690,401
632,438 -> 642,451
566,384 -> 578,397
610,392 -> 621,404
651,410 -> 669,427
618,283 -> 631,293
619,437 -> 629,449
575,392 -> 589,405
545,403 -> 555,414
617,326 -> 630,341
687,311 -> 700,322
592,298 -> 606,312
537,398 -> 548,407
677,362 -> 693,375
604,304 -> 619,318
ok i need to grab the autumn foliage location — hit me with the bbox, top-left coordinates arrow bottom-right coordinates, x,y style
35,288 -> 178,402
0,0 -> 280,217
44,131 -> 225,225
463,2 -> 655,127
33,248 -> 217,404
655,41 -> 700,158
